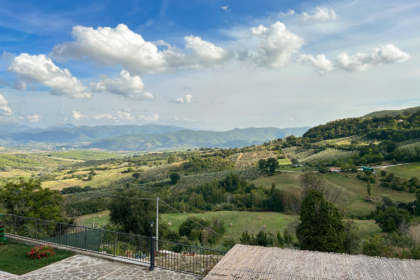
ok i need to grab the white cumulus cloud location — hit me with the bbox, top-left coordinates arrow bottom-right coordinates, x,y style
248,22 -> 304,68
138,114 -> 159,121
221,6 -> 230,12
27,114 -> 42,122
300,7 -> 337,23
51,24 -> 231,75
166,94 -> 193,104
90,70 -> 153,101
72,110 -> 135,121
185,36 -> 233,67
8,54 -> 91,99
0,94 -> 12,116
296,44 -> 411,73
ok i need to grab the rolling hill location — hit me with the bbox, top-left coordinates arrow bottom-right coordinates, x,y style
363,106 -> 420,118
85,127 -> 310,150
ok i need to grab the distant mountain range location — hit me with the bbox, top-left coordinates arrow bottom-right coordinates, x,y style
0,123 -> 310,150
363,106 -> 420,118
85,127 -> 310,150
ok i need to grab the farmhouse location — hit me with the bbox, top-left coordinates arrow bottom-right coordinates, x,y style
204,244 -> 420,280
329,167 -> 341,173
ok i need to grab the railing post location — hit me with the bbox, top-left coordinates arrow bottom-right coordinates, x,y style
149,222 -> 154,271
35,220 -> 38,240
113,232 -> 116,257
14,215 -> 16,235
85,228 -> 87,251
59,223 -> 61,245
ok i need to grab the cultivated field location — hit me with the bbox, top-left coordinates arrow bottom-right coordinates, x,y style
384,163 -> 420,179
231,151 -> 276,169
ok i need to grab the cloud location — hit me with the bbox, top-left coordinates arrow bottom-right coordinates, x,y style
8,54 -> 91,98
0,78 -> 10,87
72,110 -> 135,121
90,70 -> 153,101
281,117 -> 294,121
295,54 -> 335,74
299,7 -> 337,23
248,22 -> 304,68
183,86 -> 193,91
171,116 -> 195,122
166,94 -> 193,104
185,36 -> 233,67
139,114 -> 159,121
27,114 -> 42,122
221,6 -> 230,12
296,44 -> 411,73
51,24 -> 231,75
11,80 -> 26,90
0,94 -> 12,116
278,10 -> 295,18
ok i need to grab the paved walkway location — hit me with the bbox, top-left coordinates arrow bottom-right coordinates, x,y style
0,255 -> 199,280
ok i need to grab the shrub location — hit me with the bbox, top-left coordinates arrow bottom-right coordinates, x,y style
27,244 -> 56,259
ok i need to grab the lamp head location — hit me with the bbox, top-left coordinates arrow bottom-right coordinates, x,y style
150,221 -> 154,228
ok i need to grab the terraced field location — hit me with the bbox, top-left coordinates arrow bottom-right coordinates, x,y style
299,148 -> 357,163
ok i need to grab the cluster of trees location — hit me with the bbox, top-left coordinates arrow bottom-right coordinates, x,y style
60,186 -> 94,194
379,171 -> 420,193
159,173 -> 283,213
0,179 -> 67,222
169,156 -> 235,175
304,111 -> 420,142
258,158 -> 280,174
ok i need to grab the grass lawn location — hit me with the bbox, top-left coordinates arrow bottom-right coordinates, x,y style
161,211 -> 298,240
249,172 -> 415,216
385,163 -> 420,179
351,220 -> 381,240
0,241 -> 73,275
75,210 -> 110,227
278,158 -> 291,165
42,167 -> 133,190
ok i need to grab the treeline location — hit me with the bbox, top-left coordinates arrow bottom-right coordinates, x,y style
304,111 -> 420,142
158,173 -> 283,213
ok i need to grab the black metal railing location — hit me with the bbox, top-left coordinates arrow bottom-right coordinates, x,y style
0,214 -> 226,276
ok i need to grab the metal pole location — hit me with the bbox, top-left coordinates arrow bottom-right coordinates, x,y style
85,228 -> 87,251
113,232 -> 116,257
156,197 -> 159,253
35,220 -> 38,240
14,215 -> 16,235
59,223 -> 61,245
149,221 -> 154,271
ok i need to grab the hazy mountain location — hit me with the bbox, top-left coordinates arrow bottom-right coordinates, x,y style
85,127 -> 310,150
363,106 -> 420,118
0,122 -> 35,132
0,124 -> 187,144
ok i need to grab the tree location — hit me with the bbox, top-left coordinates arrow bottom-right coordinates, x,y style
276,230 -> 284,246
132,172 -> 141,179
170,173 -> 180,185
296,190 -> 345,253
258,159 -> 267,172
374,207 -> 411,233
178,216 -> 210,243
108,188 -> 168,237
0,179 -> 65,221
367,180 -> 372,196
267,158 -> 280,173
343,220 -> 360,254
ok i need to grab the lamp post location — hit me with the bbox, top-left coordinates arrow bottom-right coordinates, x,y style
149,221 -> 155,271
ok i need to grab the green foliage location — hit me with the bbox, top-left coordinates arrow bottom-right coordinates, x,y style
239,230 -> 275,246
178,216 -> 225,245
296,190 -> 345,253
108,188 -> 167,237
49,151 -> 120,160
170,173 -> 180,185
66,198 -> 107,216
0,179 -> 65,221
373,207 -> 411,233
343,220 -> 360,254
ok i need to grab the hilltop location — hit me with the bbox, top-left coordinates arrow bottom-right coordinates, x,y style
363,106 -> 420,118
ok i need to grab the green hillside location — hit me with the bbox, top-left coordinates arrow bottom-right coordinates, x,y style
363,106 -> 420,118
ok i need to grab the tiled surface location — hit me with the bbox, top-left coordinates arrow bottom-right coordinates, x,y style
0,255 -> 199,280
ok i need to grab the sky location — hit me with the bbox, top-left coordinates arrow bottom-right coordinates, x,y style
0,0 -> 419,130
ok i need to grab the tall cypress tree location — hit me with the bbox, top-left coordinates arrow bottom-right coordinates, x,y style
367,180 -> 372,196
296,190 -> 345,253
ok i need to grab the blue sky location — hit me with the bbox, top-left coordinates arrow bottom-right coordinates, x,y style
0,0 -> 419,129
